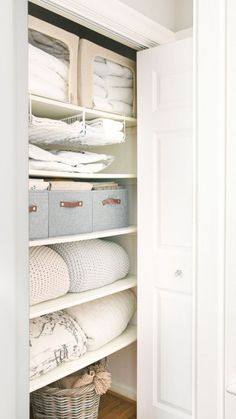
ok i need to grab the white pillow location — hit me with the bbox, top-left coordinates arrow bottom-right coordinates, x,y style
30,246 -> 70,305
66,290 -> 136,350
50,239 -> 130,292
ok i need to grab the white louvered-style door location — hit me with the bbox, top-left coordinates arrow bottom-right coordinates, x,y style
137,39 -> 193,419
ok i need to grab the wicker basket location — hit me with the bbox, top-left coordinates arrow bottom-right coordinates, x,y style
31,383 -> 100,419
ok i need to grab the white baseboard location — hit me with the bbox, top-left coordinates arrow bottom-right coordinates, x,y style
110,381 -> 137,401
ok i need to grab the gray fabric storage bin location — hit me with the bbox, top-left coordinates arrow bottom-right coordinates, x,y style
29,191 -> 48,239
49,191 -> 92,237
92,189 -> 129,231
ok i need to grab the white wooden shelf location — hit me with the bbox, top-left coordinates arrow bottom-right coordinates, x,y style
29,170 -> 137,180
30,325 -> 137,392
30,94 -> 137,127
30,276 -> 137,319
29,225 -> 137,247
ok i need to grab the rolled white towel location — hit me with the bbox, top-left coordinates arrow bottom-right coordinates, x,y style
93,84 -> 107,99
108,87 -> 133,105
106,75 -> 133,88
109,100 -> 133,116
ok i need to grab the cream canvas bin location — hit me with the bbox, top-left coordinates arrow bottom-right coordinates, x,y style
78,39 -> 136,117
28,16 -> 79,105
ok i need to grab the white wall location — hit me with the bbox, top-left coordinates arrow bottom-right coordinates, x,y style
120,0 -> 193,31
175,0 -> 193,31
119,0 -> 176,31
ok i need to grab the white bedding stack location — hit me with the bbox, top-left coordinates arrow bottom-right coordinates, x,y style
93,57 -> 134,116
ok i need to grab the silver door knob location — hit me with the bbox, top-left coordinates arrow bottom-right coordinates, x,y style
175,270 -> 183,278
226,382 -> 236,396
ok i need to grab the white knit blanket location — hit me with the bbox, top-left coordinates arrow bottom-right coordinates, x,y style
66,290 -> 136,350
50,239 -> 130,293
30,246 -> 70,306
30,311 -> 87,379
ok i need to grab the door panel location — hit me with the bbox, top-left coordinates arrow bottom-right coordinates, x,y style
138,39 -> 193,419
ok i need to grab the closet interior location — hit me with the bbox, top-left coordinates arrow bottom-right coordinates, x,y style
28,2 -> 137,417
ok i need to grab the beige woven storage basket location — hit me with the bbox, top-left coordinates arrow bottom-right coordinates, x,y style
31,383 -> 100,419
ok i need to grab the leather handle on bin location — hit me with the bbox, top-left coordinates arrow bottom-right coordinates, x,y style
29,205 -> 37,213
60,201 -> 83,208
102,198 -> 121,206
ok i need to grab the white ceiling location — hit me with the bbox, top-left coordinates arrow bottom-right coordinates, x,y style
119,0 -> 193,32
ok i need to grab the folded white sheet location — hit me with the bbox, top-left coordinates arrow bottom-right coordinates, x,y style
30,311 -> 87,379
108,87 -> 133,105
66,290 -> 136,350
29,144 -> 114,173
94,59 -> 132,79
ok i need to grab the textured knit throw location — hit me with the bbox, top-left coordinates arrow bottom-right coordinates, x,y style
50,239 -> 130,292
30,246 -> 70,305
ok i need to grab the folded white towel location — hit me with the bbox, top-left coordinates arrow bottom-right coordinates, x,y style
93,84 -> 107,99
106,61 -> 127,77
106,75 -> 133,88
110,100 -> 133,116
94,61 -> 109,78
108,87 -> 133,105
86,118 -> 123,132
93,74 -> 106,88
29,74 -> 68,102
29,44 -> 68,81
93,96 -> 113,112
29,30 -> 70,62
29,144 -> 114,173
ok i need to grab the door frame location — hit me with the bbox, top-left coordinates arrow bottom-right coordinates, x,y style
3,0 -> 228,418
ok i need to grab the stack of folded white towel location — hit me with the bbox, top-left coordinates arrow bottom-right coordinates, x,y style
29,42 -> 69,102
93,57 -> 134,116
29,144 -> 114,173
29,116 -> 125,147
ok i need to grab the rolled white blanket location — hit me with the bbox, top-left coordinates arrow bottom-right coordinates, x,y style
30,311 -> 87,379
108,87 -> 133,105
66,290 -> 136,350
50,239 -> 130,292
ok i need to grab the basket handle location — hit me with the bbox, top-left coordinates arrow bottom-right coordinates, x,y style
102,198 -> 121,206
29,205 -> 37,213
60,201 -> 83,208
